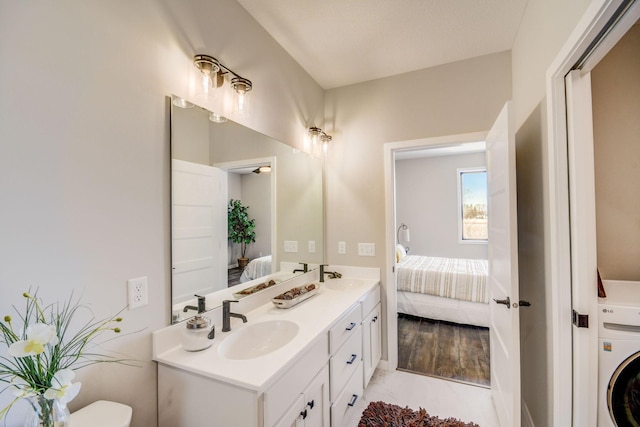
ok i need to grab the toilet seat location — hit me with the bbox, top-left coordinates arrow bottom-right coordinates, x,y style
69,400 -> 132,427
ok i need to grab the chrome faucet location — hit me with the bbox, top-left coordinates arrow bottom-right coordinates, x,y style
222,300 -> 247,332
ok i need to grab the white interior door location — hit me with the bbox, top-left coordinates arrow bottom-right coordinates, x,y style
565,69 -> 599,426
172,159 -> 228,304
486,101 -> 521,427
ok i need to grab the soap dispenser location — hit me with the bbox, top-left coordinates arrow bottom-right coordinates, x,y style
181,296 -> 215,351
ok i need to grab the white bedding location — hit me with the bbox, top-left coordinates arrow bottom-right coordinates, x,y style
240,255 -> 272,283
397,291 -> 490,327
395,252 -> 489,327
396,255 -> 489,303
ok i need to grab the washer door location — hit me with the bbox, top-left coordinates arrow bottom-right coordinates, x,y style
609,350 -> 640,426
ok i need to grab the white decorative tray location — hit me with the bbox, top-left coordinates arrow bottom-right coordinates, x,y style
271,283 -> 320,309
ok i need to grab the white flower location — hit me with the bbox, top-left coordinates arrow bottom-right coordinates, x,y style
44,369 -> 81,404
7,323 -> 59,357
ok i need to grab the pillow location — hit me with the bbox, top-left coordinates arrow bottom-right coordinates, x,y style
395,244 -> 407,263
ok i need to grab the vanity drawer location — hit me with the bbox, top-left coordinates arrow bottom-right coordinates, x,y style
330,361 -> 364,427
329,303 -> 362,353
264,334 -> 329,427
361,285 -> 380,316
329,325 -> 362,399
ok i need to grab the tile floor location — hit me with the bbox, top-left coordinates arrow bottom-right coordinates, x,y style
346,369 -> 500,426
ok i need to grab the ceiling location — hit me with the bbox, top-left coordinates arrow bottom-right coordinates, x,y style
236,0 -> 529,89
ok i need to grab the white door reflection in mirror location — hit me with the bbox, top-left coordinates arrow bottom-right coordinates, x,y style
172,160 -> 228,306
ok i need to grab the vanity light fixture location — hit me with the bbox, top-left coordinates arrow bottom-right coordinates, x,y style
320,133 -> 332,153
193,54 -> 252,114
307,127 -> 332,153
209,112 -> 228,123
171,95 -> 194,109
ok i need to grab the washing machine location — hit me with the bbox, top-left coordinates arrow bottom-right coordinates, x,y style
598,280 -> 640,426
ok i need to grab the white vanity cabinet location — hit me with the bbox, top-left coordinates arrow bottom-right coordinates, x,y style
155,276 -> 381,427
274,366 -> 330,427
265,338 -> 329,427
361,287 -> 382,387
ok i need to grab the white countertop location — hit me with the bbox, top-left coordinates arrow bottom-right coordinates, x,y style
153,269 -> 379,393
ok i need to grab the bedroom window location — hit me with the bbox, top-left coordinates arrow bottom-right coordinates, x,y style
458,168 -> 488,242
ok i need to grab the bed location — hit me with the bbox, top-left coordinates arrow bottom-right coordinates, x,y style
239,255 -> 273,283
395,246 -> 490,327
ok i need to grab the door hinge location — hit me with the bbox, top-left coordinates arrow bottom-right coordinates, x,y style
572,310 -> 589,328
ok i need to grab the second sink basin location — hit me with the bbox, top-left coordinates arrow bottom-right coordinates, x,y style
218,320 -> 299,360
323,278 -> 364,291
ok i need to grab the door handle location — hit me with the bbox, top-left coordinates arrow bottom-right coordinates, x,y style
519,300 -> 531,307
493,296 -> 510,308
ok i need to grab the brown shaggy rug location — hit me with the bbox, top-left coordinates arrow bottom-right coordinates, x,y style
358,401 -> 480,427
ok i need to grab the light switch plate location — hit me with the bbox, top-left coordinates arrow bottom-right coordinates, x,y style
358,243 -> 376,257
284,240 -> 298,253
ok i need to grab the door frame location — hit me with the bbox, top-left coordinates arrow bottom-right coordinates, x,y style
383,131 -> 488,371
546,0 -> 640,424
214,156 -> 278,270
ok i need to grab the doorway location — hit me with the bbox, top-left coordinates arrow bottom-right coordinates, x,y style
214,157 -> 277,287
392,140 -> 490,386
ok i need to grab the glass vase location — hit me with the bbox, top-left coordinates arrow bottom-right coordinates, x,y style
24,395 -> 70,427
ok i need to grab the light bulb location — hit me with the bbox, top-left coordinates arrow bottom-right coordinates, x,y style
231,77 -> 252,117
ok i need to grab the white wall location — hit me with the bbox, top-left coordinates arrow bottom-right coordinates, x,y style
324,51 -> 512,361
396,153 -> 488,259
592,22 -> 640,282
0,1 -> 323,425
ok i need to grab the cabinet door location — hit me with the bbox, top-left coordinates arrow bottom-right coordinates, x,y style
273,395 -> 305,427
363,303 -> 382,387
273,367 -> 330,427
302,366 -> 330,427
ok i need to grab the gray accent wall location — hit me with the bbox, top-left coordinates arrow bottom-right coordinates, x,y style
395,152 -> 488,260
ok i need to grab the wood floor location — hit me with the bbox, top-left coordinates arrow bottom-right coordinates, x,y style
228,267 -> 242,287
397,314 -> 491,387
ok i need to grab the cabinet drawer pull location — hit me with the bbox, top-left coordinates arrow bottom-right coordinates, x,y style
347,354 -> 357,364
346,322 -> 357,331
348,394 -> 358,407
307,400 -> 314,410
300,409 -> 308,420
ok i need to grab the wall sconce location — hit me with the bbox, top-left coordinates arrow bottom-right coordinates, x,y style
252,166 -> 272,174
194,54 -> 252,115
397,223 -> 410,252
307,127 -> 332,154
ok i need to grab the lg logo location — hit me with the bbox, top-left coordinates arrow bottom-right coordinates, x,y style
602,308 -> 613,313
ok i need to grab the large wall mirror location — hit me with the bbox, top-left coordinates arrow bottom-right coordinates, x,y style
170,95 -> 324,321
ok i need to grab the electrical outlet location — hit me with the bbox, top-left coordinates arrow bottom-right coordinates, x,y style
308,240 -> 316,253
338,241 -> 346,254
127,276 -> 148,309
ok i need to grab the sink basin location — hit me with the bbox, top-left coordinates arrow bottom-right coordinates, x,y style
218,320 -> 299,360
323,278 -> 364,291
